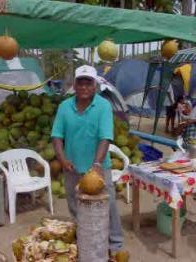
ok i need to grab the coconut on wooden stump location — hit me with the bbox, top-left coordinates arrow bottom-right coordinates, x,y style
77,170 -> 109,262
78,169 -> 105,195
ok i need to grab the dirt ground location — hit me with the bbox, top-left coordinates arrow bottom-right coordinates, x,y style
1,117 -> 196,261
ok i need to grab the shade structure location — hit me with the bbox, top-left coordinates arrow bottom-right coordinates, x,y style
0,0 -> 195,49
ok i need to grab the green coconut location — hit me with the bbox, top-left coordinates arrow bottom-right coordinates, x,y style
115,135 -> 128,147
0,141 -> 10,151
112,158 -> 124,170
29,94 -> 42,107
0,128 -> 9,141
97,40 -> 118,61
121,146 -> 131,157
51,180 -> 61,195
6,94 -> 21,108
42,103 -> 55,116
12,112 -> 25,123
42,146 -> 55,161
37,115 -> 50,128
9,127 -> 22,140
18,90 -> 28,100
4,104 -> 16,116
27,131 -> 41,143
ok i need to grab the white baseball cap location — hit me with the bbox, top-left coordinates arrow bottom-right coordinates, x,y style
75,65 -> 97,81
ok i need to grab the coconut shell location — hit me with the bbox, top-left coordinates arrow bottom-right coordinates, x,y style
79,170 -> 105,195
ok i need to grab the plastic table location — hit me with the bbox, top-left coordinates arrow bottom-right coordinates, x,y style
129,162 -> 196,258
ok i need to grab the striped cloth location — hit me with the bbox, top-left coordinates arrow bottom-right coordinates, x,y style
183,123 -> 196,144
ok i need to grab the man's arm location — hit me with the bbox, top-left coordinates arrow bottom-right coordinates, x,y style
93,140 -> 110,164
92,100 -> 113,173
52,138 -> 74,172
92,140 -> 110,174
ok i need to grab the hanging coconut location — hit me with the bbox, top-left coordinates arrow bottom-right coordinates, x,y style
161,40 -> 178,60
0,35 -> 19,60
97,39 -> 118,62
79,170 -> 105,195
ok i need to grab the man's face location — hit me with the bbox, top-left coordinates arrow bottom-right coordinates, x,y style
74,77 -> 96,100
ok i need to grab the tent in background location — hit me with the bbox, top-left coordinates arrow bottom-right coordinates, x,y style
141,48 -> 196,133
99,54 -> 196,121
99,59 -> 161,117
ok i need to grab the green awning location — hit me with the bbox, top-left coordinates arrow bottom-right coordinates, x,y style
0,0 -> 195,49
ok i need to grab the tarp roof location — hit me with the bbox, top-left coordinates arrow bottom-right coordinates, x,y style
1,0 -> 196,49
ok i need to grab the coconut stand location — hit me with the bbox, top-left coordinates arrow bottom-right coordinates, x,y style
77,191 -> 109,262
0,0 -> 196,261
76,170 -> 109,261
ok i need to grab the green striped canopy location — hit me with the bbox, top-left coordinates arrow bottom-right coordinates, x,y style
0,0 -> 195,49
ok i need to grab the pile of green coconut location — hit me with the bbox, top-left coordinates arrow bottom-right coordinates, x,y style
0,91 -> 143,196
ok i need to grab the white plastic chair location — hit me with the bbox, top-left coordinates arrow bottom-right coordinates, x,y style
109,144 -> 130,203
0,149 -> 54,224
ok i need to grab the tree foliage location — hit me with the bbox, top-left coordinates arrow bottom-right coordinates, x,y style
42,49 -> 82,79
74,0 -> 175,12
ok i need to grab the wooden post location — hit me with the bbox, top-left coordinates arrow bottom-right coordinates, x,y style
172,208 -> 181,258
132,180 -> 140,233
182,195 -> 187,211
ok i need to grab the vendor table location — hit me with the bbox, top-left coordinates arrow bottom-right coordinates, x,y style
129,161 -> 196,258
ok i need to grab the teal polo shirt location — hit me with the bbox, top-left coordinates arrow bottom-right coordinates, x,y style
51,94 -> 113,173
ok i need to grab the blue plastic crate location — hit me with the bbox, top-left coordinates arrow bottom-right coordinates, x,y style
138,143 -> 163,161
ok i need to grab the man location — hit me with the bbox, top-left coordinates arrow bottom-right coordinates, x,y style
51,65 -> 123,257
164,84 -> 176,133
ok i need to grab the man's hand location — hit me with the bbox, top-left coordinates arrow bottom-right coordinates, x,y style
62,159 -> 74,172
91,163 -> 104,176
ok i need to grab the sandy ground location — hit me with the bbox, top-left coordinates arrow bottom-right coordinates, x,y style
1,117 -> 196,261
